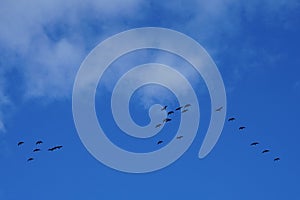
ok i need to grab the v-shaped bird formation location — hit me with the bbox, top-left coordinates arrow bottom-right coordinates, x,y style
17,140 -> 63,162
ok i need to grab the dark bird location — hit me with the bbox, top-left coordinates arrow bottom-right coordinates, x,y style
176,136 -> 183,139
55,145 -> 63,149
17,141 -> 24,146
175,106 -> 183,111
167,111 -> 174,115
163,118 -> 172,123
36,141 -> 43,145
184,104 -> 191,108
33,148 -> 41,152
228,117 -> 236,121
48,147 -> 55,151
250,142 -> 259,146
274,157 -> 280,161
182,109 -> 188,113
262,149 -> 270,154
161,106 -> 167,111
27,158 -> 34,162
157,140 -> 163,145
215,106 -> 223,111
155,123 -> 162,128
239,126 -> 246,130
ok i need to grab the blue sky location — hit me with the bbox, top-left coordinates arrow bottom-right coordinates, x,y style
1,0 -> 300,199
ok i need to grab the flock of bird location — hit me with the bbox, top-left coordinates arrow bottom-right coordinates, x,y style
155,105 -> 280,162
17,140 -> 63,162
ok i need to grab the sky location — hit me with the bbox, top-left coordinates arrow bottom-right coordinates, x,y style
1,0 -> 300,199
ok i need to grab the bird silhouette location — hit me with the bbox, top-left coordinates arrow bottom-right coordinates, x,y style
27,158 -> 34,162
239,126 -> 246,130
215,106 -> 223,111
55,145 -> 63,149
155,124 -> 162,128
274,157 -> 280,161
176,136 -> 183,139
184,104 -> 191,108
36,141 -> 43,145
33,148 -> 41,152
262,149 -> 270,154
250,142 -> 259,146
163,118 -> 172,123
228,117 -> 236,121
175,106 -> 183,111
167,111 -> 174,115
182,109 -> 188,113
17,141 -> 24,146
161,106 -> 167,111
48,147 -> 55,151
157,140 -> 163,145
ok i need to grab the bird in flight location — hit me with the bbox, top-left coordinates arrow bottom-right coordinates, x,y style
33,148 -> 41,152
161,106 -> 167,111
228,117 -> 236,121
27,158 -> 34,162
181,109 -> 188,113
163,118 -> 172,123
239,126 -> 246,130
167,111 -> 174,115
176,136 -> 183,139
215,106 -> 223,111
55,145 -> 63,149
155,124 -> 162,128
184,104 -> 191,108
262,149 -> 270,154
250,142 -> 259,146
157,140 -> 163,145
48,147 -> 55,151
17,141 -> 24,146
274,157 -> 280,161
36,141 -> 43,145
175,106 -> 183,111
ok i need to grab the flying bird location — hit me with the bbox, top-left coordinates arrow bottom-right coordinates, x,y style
161,106 -> 167,111
48,147 -> 55,151
27,158 -> 34,162
155,124 -> 162,128
184,104 -> 191,108
239,126 -> 246,130
163,118 -> 172,123
36,141 -> 43,145
157,140 -> 163,145
182,109 -> 188,113
17,141 -> 24,146
33,148 -> 41,152
175,106 -> 183,111
167,111 -> 174,115
215,106 -> 223,111
176,136 -> 183,139
55,145 -> 63,149
250,142 -> 259,146
228,117 -> 236,121
274,157 -> 280,161
262,149 -> 270,154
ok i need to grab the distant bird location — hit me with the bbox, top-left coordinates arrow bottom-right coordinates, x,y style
215,106 -> 223,112
17,141 -> 24,146
48,148 -> 55,151
184,104 -> 191,108
33,148 -> 41,152
161,106 -> 167,111
163,118 -> 172,123
27,158 -> 34,162
176,136 -> 183,139
182,109 -> 188,113
250,142 -> 259,146
167,111 -> 174,115
175,106 -> 183,111
274,157 -> 280,161
262,149 -> 270,154
239,126 -> 246,130
228,117 -> 236,121
155,124 -> 162,128
55,145 -> 63,149
36,141 -> 43,145
157,140 -> 163,145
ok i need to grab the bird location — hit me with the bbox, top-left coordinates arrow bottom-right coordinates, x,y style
181,109 -> 188,113
163,118 -> 172,123
55,145 -> 63,149
215,106 -> 223,111
262,149 -> 270,154
176,136 -> 183,139
175,106 -> 183,111
17,141 -> 24,146
36,141 -> 43,145
239,126 -> 246,130
250,142 -> 259,146
184,104 -> 191,108
27,158 -> 34,162
274,157 -> 280,161
33,148 -> 41,152
228,117 -> 236,121
157,140 -> 163,145
155,124 -> 162,128
161,106 -> 167,111
167,111 -> 174,115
